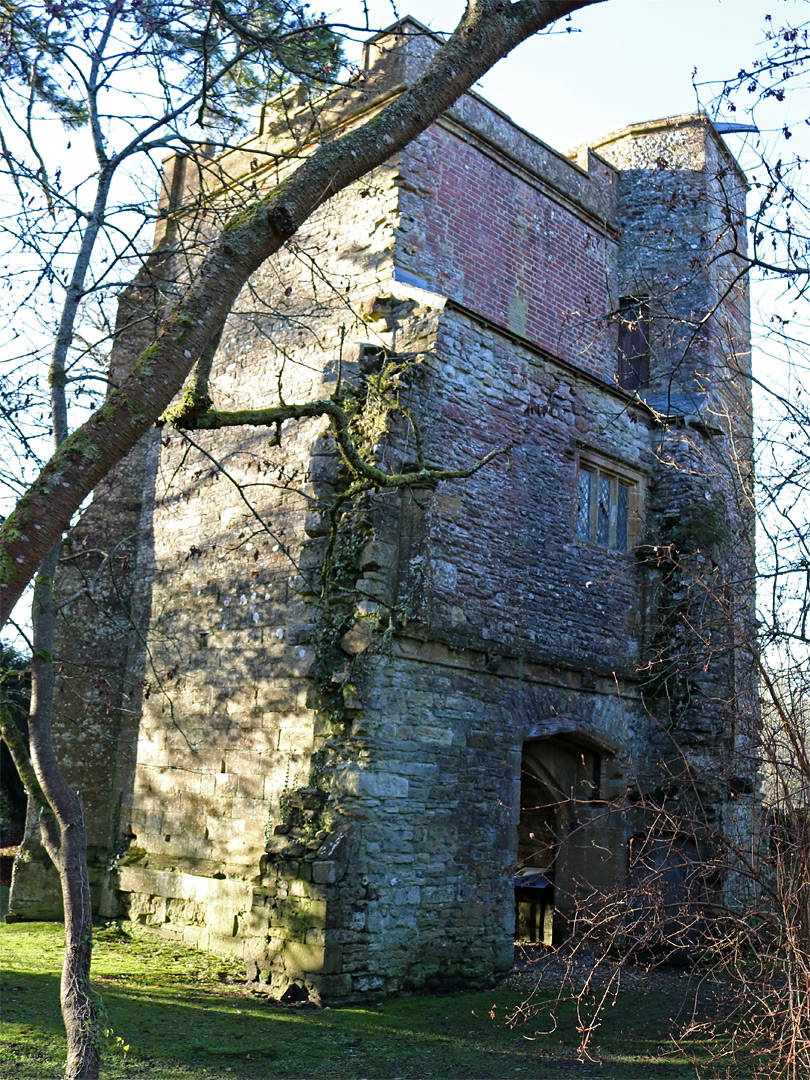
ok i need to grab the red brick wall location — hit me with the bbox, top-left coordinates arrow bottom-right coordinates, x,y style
397,124 -> 618,381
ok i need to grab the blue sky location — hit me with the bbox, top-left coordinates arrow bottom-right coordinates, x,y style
345,0 -> 804,153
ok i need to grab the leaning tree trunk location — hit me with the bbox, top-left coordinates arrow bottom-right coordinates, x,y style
22,131 -> 105,1075
28,545 -> 100,1080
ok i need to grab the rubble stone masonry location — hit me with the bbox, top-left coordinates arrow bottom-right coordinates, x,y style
10,20 -> 755,1002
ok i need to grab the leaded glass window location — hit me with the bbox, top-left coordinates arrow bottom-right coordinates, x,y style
576,462 -> 637,552
616,482 -> 630,552
577,468 -> 594,540
597,475 -> 611,546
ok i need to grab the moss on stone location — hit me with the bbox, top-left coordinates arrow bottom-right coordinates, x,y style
119,846 -> 148,866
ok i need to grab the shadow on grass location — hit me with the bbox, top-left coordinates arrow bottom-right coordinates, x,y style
1,924 -> 740,1080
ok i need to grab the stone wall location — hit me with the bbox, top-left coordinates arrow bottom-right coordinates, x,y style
108,165 -> 408,976
583,116 -> 756,817
413,306 -> 652,670
10,20 -> 755,1003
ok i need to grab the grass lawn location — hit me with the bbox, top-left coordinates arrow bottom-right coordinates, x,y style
0,922 -> 747,1079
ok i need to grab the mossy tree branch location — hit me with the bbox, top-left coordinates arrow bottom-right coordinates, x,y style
164,399 -> 509,489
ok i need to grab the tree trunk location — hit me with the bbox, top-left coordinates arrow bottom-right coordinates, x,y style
58,813 -> 98,1080
28,545 -> 100,1080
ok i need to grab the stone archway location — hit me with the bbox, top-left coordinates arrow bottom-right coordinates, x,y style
515,731 -> 616,945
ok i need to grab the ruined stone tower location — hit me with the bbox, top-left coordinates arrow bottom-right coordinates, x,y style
11,20 -> 755,1001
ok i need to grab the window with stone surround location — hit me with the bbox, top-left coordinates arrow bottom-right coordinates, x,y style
576,458 -> 641,553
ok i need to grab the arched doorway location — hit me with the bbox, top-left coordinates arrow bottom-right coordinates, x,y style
514,729 -> 615,946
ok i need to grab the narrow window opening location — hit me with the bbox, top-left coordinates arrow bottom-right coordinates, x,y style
617,297 -> 650,390
577,468 -> 594,541
591,755 -> 602,801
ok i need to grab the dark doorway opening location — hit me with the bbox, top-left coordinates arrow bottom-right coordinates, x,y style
514,766 -> 556,945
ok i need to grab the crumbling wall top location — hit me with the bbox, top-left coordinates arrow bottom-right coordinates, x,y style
569,112 -> 748,191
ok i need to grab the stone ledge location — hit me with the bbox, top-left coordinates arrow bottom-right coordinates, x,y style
120,865 -> 253,908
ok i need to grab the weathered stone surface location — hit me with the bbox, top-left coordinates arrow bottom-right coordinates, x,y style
10,19 -> 755,1003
